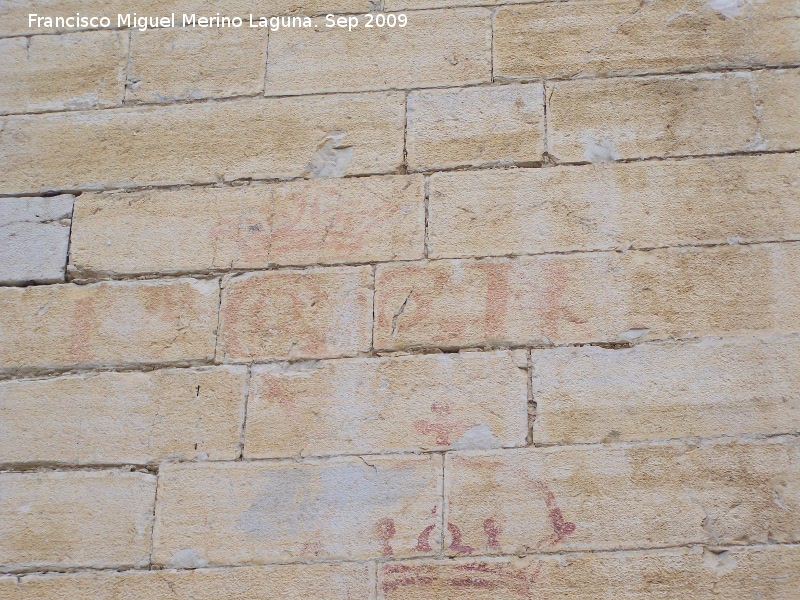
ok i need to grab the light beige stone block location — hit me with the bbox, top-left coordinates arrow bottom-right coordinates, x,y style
0,195 -> 73,285
0,278 -> 219,374
0,32 -> 127,115
407,83 -> 544,171
218,266 -> 373,361
0,470 -> 156,572
494,0 -> 800,80
69,175 -> 424,277
245,350 -> 528,457
152,455 -> 442,565
531,335 -> 800,444
0,366 -> 247,466
374,243 -> 800,350
0,92 -> 405,195
378,546 -> 800,599
445,438 -> 800,555
428,154 -> 800,258
265,9 -> 491,95
547,73 -> 764,162
0,1 -> 372,36
127,27 -> 268,103
754,68 -> 800,151
13,563 -> 371,599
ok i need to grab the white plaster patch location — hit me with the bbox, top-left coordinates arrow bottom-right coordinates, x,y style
304,131 -> 354,178
169,547 -> 209,568
706,0 -> 747,19
619,328 -> 650,341
584,137 -> 621,163
451,424 -> 503,450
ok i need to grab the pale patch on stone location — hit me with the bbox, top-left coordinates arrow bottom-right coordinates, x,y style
451,424 -> 503,450
706,0 -> 747,19
584,137 -> 621,163
169,548 -> 209,568
619,328 -> 650,341
304,131 -> 354,178
703,548 -> 738,574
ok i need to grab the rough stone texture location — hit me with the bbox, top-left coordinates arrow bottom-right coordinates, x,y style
0,278 -> 219,374
0,92 -> 405,195
10,563 -> 371,599
0,471 -> 156,572
152,455 -> 442,566
0,32 -> 127,115
406,83 -> 545,171
494,0 -> 800,80
378,546 -> 800,599
69,175 -> 424,277
0,1 -> 372,36
374,243 -> 800,350
127,28 -> 268,103
218,266 -> 373,361
531,335 -> 800,445
0,366 -> 247,466
444,438 -> 800,556
265,9 -> 491,96
755,68 -> 800,151
547,73 -> 772,163
428,154 -> 800,258
0,195 -> 73,285
245,350 -> 528,458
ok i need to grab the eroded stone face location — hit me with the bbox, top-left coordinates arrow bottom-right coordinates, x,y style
0,195 -> 73,285
0,470 -> 156,572
444,438 -> 800,556
69,175 -> 424,277
378,546 -> 800,599
0,366 -> 247,466
530,335 -> 800,445
265,9 -> 492,96
218,266 -> 373,362
0,92 -> 405,195
152,455 -> 443,566
0,278 -> 219,373
374,243 -> 800,350
9,562 -> 371,599
245,350 -> 528,458
494,0 -> 800,80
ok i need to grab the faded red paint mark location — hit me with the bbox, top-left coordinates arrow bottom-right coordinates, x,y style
538,259 -> 587,340
375,517 -> 396,556
447,522 -> 474,554
483,260 -> 511,339
483,517 -> 502,549
413,420 -> 454,445
543,490 -> 576,542
416,524 -> 436,552
381,560 -> 544,596
69,295 -> 95,362
301,540 -> 322,556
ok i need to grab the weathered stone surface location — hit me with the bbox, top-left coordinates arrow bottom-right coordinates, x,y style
0,92 -> 405,195
12,563 -> 371,599
246,350 -> 528,458
0,195 -> 73,285
374,243 -> 800,350
531,335 -> 800,445
428,154 -> 800,258
266,9 -> 491,95
218,266 -> 373,361
754,68 -> 800,151
127,28 -> 268,103
0,471 -> 156,572
0,278 -> 219,373
152,455 -> 442,566
69,175 -> 424,277
445,438 -> 800,555
0,366 -> 247,466
0,32 -> 127,115
547,73 -> 767,162
494,0 -> 800,80
0,1 -> 372,36
407,83 -> 544,171
379,546 -> 800,599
